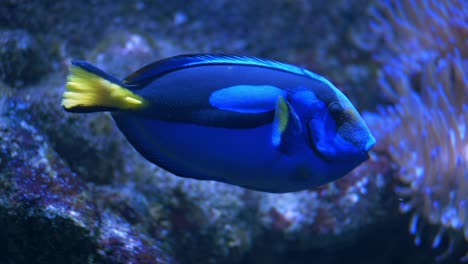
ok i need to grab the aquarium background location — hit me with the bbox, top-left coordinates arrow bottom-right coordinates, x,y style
1,0 -> 467,263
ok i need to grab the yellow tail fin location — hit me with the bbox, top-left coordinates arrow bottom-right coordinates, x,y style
62,61 -> 145,113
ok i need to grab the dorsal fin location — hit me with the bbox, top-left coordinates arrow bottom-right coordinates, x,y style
123,53 -> 315,86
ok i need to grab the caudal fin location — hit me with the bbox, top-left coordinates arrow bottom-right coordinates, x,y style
62,60 -> 146,113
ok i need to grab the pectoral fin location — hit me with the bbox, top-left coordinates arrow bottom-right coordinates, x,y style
272,96 -> 302,151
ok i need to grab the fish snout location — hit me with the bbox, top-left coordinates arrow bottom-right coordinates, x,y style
363,135 -> 376,152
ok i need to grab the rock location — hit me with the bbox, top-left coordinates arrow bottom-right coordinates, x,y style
0,97 -> 174,263
0,98 -> 98,262
257,152 -> 393,248
0,29 -> 47,87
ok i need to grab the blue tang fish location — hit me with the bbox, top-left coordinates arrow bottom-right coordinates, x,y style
62,54 -> 376,193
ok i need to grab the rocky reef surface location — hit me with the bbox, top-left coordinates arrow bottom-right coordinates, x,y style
1,0 -> 465,263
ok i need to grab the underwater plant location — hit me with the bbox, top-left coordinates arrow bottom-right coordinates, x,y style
367,0 -> 468,261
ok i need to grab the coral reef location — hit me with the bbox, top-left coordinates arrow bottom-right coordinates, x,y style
0,0 -> 432,263
89,31 -> 171,78
96,210 -> 173,264
0,98 -> 98,263
23,80 -> 131,185
0,97 -> 174,263
146,177 -> 259,264
257,153 -> 391,246
0,29 -> 47,87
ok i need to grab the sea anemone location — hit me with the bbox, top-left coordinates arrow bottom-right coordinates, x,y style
366,0 -> 468,260
369,0 -> 468,74
372,54 -> 468,261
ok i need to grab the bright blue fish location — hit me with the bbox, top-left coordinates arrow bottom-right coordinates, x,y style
62,54 -> 376,193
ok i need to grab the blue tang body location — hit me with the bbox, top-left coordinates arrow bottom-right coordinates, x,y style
62,54 -> 376,193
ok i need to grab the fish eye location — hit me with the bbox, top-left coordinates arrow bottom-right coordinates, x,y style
328,102 -> 341,115
328,102 -> 346,125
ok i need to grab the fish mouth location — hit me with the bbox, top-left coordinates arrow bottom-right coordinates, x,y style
364,137 -> 376,152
